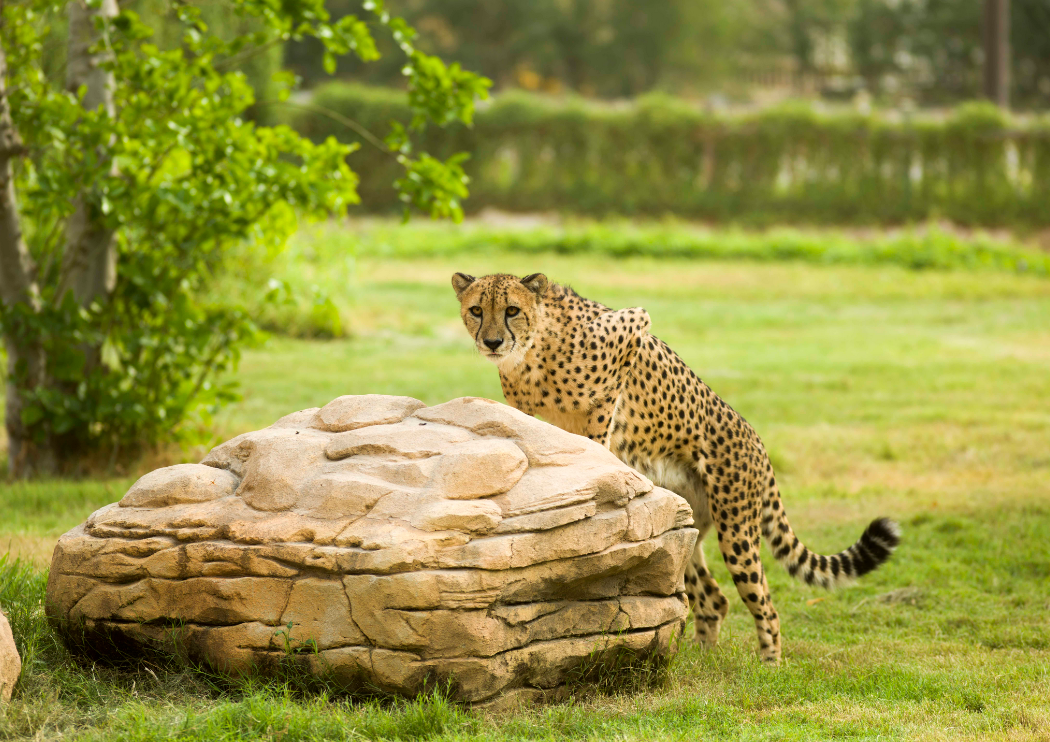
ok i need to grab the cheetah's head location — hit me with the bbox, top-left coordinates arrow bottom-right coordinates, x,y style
451,272 -> 549,367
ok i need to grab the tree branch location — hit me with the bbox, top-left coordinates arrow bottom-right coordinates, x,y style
214,36 -> 284,72
270,100 -> 393,155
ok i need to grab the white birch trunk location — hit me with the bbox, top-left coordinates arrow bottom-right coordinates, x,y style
60,0 -> 119,311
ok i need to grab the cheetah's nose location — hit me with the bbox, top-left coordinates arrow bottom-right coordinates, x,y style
483,338 -> 504,351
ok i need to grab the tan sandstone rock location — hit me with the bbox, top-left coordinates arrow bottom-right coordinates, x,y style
1,606 -> 20,701
46,395 -> 697,704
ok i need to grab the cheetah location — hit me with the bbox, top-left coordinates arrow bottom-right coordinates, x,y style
451,271 -> 900,663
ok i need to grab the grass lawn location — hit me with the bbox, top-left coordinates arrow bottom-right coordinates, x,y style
1,229 -> 1049,740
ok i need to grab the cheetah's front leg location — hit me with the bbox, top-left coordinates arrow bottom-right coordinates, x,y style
685,537 -> 730,647
580,394 -> 620,448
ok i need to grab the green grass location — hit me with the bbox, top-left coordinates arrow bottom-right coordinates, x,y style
2,222 -> 1050,739
0,480 -> 132,565
207,219 -> 1050,338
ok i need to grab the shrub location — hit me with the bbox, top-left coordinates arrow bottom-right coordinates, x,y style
290,86 -> 1050,227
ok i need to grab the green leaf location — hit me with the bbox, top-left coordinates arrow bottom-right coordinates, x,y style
20,403 -> 45,428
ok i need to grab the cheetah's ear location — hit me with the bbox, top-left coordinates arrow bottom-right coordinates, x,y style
452,272 -> 476,297
520,273 -> 548,298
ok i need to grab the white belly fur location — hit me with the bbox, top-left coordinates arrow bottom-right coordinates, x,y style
609,428 -> 710,532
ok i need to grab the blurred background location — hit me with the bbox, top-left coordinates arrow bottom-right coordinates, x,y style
251,0 -> 1050,227
281,0 -> 1048,108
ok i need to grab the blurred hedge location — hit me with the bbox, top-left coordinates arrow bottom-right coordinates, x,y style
287,86 -> 1050,226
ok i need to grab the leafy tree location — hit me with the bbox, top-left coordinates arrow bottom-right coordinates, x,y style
848,0 -> 1050,107
287,0 -> 721,98
848,0 -> 983,103
286,0 -> 874,99
0,0 -> 489,477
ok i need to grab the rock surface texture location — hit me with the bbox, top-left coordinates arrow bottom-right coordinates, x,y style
46,396 -> 697,704
0,606 -> 20,701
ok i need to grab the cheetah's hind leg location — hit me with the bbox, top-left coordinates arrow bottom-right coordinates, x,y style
685,536 -> 729,647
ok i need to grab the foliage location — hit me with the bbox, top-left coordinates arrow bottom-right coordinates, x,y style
0,1 -> 487,467
133,0 -> 286,125
292,87 -> 1050,226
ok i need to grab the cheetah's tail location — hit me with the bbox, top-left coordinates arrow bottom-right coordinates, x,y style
761,493 -> 901,589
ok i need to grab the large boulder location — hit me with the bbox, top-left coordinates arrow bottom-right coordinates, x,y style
46,396 -> 697,705
0,606 -> 19,701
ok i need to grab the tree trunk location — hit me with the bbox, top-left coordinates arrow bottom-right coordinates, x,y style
1,1 -> 118,477
61,0 -> 119,320
0,41 -> 56,478
983,0 -> 1010,108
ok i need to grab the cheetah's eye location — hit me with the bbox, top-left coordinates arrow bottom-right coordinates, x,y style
506,306 -> 520,317
469,306 -> 482,317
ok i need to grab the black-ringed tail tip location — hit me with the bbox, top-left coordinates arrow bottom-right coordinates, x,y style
770,516 -> 902,589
